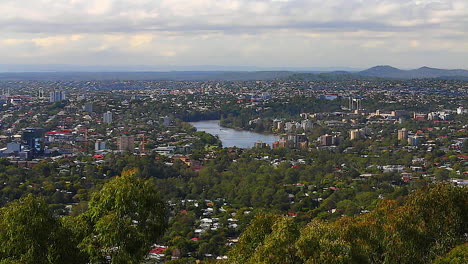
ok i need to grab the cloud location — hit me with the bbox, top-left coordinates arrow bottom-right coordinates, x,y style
0,0 -> 465,34
129,34 -> 154,48
0,0 -> 466,68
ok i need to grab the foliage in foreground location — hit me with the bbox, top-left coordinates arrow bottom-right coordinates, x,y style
0,194 -> 83,264
433,243 -> 468,264
0,170 -> 167,264
228,184 -> 467,264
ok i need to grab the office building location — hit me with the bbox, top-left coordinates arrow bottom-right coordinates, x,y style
274,120 -> 284,131
49,91 -> 66,103
408,136 -> 421,146
103,111 -> 112,124
254,141 -> 270,149
22,128 -> 44,152
285,122 -> 298,132
398,128 -> 408,140
301,119 -> 314,131
95,140 -> 106,151
320,134 -> 333,146
350,129 -> 360,140
118,135 -> 135,152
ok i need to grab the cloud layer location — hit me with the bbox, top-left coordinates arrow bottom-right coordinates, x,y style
0,0 -> 467,69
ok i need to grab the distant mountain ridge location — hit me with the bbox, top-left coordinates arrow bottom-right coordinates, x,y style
358,65 -> 468,79
0,65 -> 466,81
358,65 -> 405,77
0,71 -> 295,81
0,64 -> 361,73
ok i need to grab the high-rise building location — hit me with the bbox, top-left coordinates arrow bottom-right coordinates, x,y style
103,111 -> 112,124
408,136 -> 421,146
398,128 -> 408,140
301,119 -> 314,131
275,121 -> 284,131
285,122 -> 297,132
277,134 -> 309,148
22,128 -> 44,152
49,91 -> 66,103
350,129 -> 360,140
331,136 -> 341,145
95,140 -> 106,151
295,134 -> 308,144
320,134 -> 333,146
254,141 -> 270,149
118,135 -> 135,152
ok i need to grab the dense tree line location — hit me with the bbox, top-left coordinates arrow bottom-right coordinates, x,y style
0,170 -> 167,264
228,184 -> 467,264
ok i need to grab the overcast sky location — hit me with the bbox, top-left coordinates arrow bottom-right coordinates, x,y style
1,0 -> 467,69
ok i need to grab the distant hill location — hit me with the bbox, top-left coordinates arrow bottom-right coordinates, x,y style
358,65 -> 406,78
0,71 -> 296,81
0,64 -> 362,73
287,71 -> 373,81
358,65 -> 468,79
407,66 -> 468,78
0,66 -> 466,81
208,71 -> 294,81
289,66 -> 468,81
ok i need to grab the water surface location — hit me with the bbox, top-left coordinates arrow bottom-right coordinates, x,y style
190,120 -> 279,148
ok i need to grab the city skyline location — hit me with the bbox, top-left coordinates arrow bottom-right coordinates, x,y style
1,0 -> 467,69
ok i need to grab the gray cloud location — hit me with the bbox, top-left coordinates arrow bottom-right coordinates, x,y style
0,0 -> 466,68
1,0 -> 466,34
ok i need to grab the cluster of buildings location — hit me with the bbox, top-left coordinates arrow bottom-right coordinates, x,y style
397,128 -> 423,146
273,119 -> 314,132
272,134 -> 309,149
349,127 -> 372,140
413,109 -> 466,121
255,134 -> 310,149
0,128 -> 45,159
319,134 -> 342,146
49,90 -> 66,103
0,85 -> 190,161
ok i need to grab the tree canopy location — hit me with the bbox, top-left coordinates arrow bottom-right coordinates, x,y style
0,194 -> 82,264
0,169 -> 168,264
228,184 -> 468,264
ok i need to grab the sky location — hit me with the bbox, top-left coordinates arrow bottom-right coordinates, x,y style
0,0 -> 467,70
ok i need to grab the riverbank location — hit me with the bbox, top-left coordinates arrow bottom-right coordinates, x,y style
190,120 -> 279,148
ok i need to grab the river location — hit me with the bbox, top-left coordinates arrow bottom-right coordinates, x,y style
190,120 -> 279,148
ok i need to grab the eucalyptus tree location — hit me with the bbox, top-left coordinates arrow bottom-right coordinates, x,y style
80,169 -> 168,264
